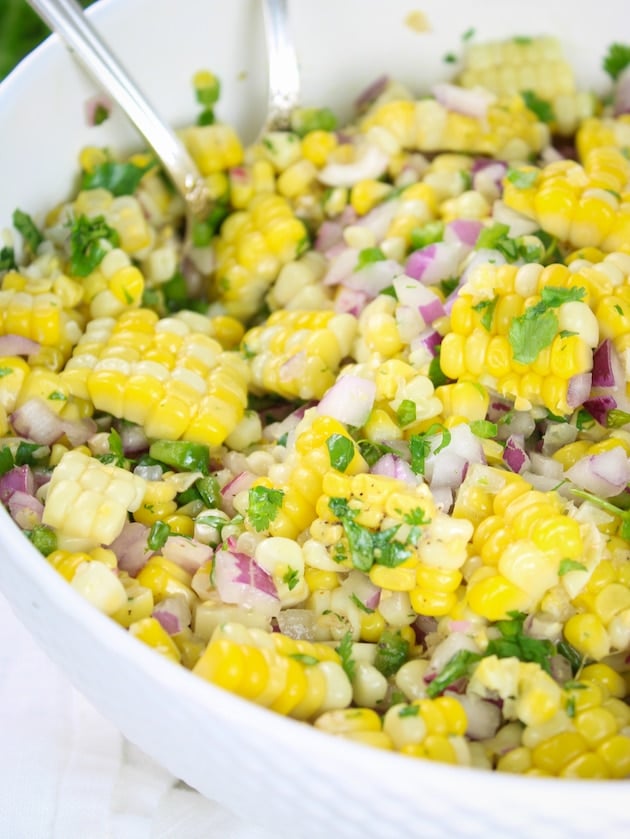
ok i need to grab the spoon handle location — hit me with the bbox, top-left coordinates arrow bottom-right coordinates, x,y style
261,0 -> 300,133
26,0 -> 209,218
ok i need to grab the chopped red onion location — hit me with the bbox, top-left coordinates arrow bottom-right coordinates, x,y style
214,548 -> 280,615
333,285 -> 370,316
427,632 -> 481,677
583,395 -> 617,426
405,242 -> 462,285
566,448 -> 630,498
152,595 -> 192,635
276,609 -> 317,640
410,328 -> 441,358
503,434 -> 530,474
340,569 -> 381,612
432,83 -> 496,119
354,199 -> 399,239
220,470 -> 256,517
528,451 -> 564,481
118,422 -> 150,455
323,247 -> 360,286
424,423 -> 485,488
394,274 -> 444,313
10,398 -> 97,447
341,258 -> 405,296
7,490 -> 44,528
133,463 -> 164,482
371,453 -> 418,485
317,375 -> 376,427
161,535 -> 213,574
566,372 -> 592,409
449,691 -> 501,740
110,521 -> 154,576
314,220 -> 344,254
279,351 -> 306,382
354,74 -> 389,111
429,485 -> 454,511
592,339 -> 624,389
444,219 -> 483,249
0,334 -> 40,356
0,465 -> 34,504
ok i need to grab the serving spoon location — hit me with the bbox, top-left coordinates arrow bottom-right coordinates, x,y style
25,0 -> 300,223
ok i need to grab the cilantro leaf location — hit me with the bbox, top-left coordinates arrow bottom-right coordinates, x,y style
410,221 -> 444,250
521,90 -> 555,123
506,168 -> 538,189
147,520 -> 171,551
396,399 -> 417,427
12,208 -> 43,253
0,246 -> 16,272
470,420 -> 498,438
409,424 -> 451,475
355,246 -> 386,271
508,285 -> 586,363
247,485 -> 284,532
558,558 -> 587,576
335,631 -> 356,681
374,630 -> 410,677
325,433 -> 355,472
350,592 -> 374,614
603,43 -> 630,80
426,649 -> 481,698
282,567 -> 300,591
473,297 -> 498,331
69,214 -> 120,277
81,159 -> 156,196
485,611 -> 555,673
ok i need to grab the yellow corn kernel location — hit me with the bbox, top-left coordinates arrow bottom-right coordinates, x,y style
359,610 -> 386,643
467,570 -> 531,621
301,130 -> 338,167
580,663 -> 626,698
564,613 -> 610,660
531,731 -> 588,775
597,735 -> 630,779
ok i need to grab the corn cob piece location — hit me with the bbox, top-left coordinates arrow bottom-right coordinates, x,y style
245,413 -> 368,541
179,122 -> 244,176
42,449 -> 147,545
440,261 -> 597,415
359,96 -> 549,161
503,147 -> 630,252
193,621 -> 353,720
576,116 -> 630,162
0,284 -> 83,360
212,193 -> 309,320
60,308 -> 249,445
243,310 -> 357,400
466,476 -> 587,621
456,36 -> 596,136
494,665 -> 630,778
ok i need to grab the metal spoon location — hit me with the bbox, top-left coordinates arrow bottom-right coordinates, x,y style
25,0 -> 211,222
259,0 -> 300,138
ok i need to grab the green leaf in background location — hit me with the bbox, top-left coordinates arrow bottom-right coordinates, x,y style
0,0 -> 95,80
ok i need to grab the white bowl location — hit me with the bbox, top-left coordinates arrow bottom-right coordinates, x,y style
1,2 -> 629,837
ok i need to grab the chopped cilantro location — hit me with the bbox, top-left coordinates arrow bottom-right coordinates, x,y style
403,507 -> 431,527
98,428 -> 126,467
350,592 -> 374,614
410,221 -> 444,250
356,439 -> 398,467
409,424 -> 451,475
521,90 -> 555,123
558,558 -> 587,576
47,390 -> 67,401
606,408 -> 630,428
428,348 -> 450,388
473,296 -> 498,331
443,52 -> 457,64
12,208 -> 43,253
506,168 -> 538,189
147,520 -> 171,551
557,640 -> 585,675
335,631 -> 356,681
81,159 -> 156,196
439,276 -> 459,298
282,567 -> 300,591
276,432 -> 288,447
485,611 -> 555,673
290,653 -> 319,666
396,399 -> 417,427
374,630 -> 410,677
15,441 -> 46,466
0,246 -> 16,271
92,103 -> 110,125
379,285 -> 397,299
328,497 -> 412,571
326,433 -> 356,473
566,695 -> 576,718
470,420 -> 498,438
427,649 -> 481,698
355,246 -> 386,271
462,27 -> 475,41
247,485 -> 284,532
290,106 -> 338,137
603,43 -> 630,80
398,704 -> 420,717
571,488 -> 630,542
513,36 -> 532,44
508,285 -> 586,363
0,447 -> 13,476
69,214 -> 120,277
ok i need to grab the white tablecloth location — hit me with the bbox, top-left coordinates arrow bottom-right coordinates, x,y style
0,592 -> 275,839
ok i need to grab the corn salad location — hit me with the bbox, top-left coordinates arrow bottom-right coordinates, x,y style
4,34 -> 630,781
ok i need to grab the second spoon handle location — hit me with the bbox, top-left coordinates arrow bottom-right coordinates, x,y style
27,0 -> 209,218
261,0 -> 300,133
